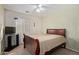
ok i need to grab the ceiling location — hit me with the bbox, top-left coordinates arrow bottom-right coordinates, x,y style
4,4 -> 79,15
4,4 -> 64,14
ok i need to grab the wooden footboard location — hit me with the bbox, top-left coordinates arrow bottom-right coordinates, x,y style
35,39 -> 40,55
23,34 -> 40,55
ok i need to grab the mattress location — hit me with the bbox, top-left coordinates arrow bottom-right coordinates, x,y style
29,34 -> 66,54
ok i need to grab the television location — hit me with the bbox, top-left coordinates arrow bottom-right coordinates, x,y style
5,27 -> 16,34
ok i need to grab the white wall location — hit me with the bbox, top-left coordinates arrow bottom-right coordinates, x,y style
0,5 -> 4,54
5,9 -> 16,27
42,5 -> 79,52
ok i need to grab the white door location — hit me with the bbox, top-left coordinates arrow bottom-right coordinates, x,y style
29,16 -> 42,35
16,17 -> 24,44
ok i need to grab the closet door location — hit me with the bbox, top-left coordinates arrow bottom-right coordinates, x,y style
23,15 -> 42,35
34,17 -> 42,34
16,17 -> 24,44
24,18 -> 30,35
29,17 -> 35,35
29,16 -> 42,35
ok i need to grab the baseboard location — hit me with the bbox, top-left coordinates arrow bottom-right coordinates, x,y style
66,47 -> 79,53
0,52 -> 4,55
0,53 -> 1,55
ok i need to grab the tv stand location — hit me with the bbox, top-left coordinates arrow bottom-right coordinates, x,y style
4,34 -> 19,52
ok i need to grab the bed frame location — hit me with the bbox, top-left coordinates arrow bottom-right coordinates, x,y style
23,29 -> 66,55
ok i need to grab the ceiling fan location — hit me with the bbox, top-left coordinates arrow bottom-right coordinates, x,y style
34,4 -> 47,12
25,4 -> 48,13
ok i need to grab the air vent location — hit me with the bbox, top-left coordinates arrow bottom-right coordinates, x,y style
25,11 -> 29,13
14,17 -> 18,20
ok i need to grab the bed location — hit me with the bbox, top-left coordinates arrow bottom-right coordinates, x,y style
23,29 -> 66,55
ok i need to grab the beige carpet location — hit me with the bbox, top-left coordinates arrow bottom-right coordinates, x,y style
4,44 -> 31,55
50,48 -> 79,55
4,44 -> 79,55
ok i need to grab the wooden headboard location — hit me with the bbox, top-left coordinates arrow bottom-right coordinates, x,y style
47,29 -> 66,37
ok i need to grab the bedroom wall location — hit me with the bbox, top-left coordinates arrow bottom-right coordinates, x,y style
5,10 -> 16,27
42,5 -> 79,52
0,5 -> 4,54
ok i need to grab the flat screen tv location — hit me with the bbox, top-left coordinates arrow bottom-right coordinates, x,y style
5,27 -> 16,34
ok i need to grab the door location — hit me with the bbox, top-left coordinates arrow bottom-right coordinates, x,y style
15,17 -> 24,44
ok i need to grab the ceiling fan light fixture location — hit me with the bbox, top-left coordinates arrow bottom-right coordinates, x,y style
35,4 -> 45,13
38,4 -> 42,8
36,8 -> 40,12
